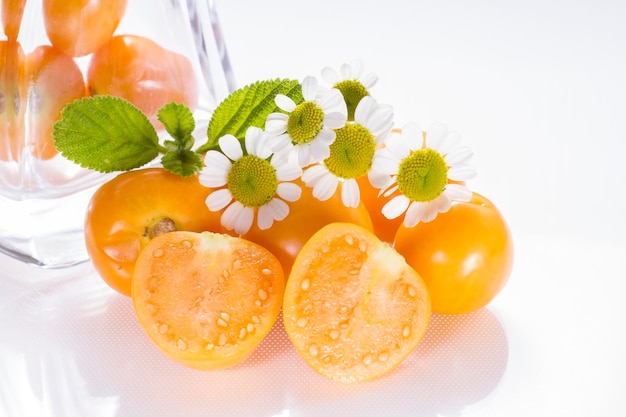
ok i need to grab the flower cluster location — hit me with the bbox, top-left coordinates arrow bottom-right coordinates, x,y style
199,60 -> 476,235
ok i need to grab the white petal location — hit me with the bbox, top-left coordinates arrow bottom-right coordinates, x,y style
269,133 -> 293,152
444,183 -> 473,202
219,134 -> 243,161
382,183 -> 399,198
258,199 -> 289,230
385,132 -> 412,160
401,123 -> 424,150
427,123 -> 462,155
404,201 -> 425,228
367,170 -> 393,190
447,164 -> 477,181
324,111 -> 348,129
340,62 -> 353,79
244,126 -> 264,157
235,206 -> 255,235
274,159 -> 302,181
265,112 -> 289,134
308,136 -> 333,162
371,151 -> 401,176
301,76 -> 319,101
444,145 -> 473,166
276,181 -> 302,202
314,127 -> 336,146
311,173 -> 339,201
265,198 -> 290,223
302,164 -> 328,186
382,195 -> 410,219
366,106 -> 394,139
275,94 -> 296,112
321,66 -> 339,85
296,145 -> 313,167
421,201 -> 439,223
360,72 -> 378,89
318,89 -> 347,121
341,178 -> 360,208
221,201 -> 245,232
205,188 -> 233,211
354,96 -> 377,125
199,152 -> 230,187
436,193 -> 452,214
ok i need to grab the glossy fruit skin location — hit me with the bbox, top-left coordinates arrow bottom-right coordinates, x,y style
85,168 -> 224,296
25,45 -> 86,160
242,180 -> 374,275
43,0 -> 128,57
283,222 -> 431,383
393,192 -> 514,314
87,35 -> 198,128
0,40 -> 25,162
132,231 -> 285,370
357,175 -> 403,244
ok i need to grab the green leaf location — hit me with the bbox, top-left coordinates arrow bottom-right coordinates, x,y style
157,102 -> 196,141
161,150 -> 203,178
202,78 -> 303,153
53,96 -> 160,173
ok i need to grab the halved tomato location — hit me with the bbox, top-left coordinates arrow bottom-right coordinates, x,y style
131,230 -> 285,370
283,222 -> 431,383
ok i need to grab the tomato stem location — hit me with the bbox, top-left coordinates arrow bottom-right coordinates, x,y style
146,217 -> 177,239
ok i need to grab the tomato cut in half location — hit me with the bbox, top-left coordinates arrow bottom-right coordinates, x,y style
283,222 -> 431,383
131,231 -> 285,370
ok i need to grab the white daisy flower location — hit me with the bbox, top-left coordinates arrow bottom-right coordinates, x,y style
199,126 -> 302,235
369,122 -> 476,227
265,75 -> 347,167
321,59 -> 378,120
302,96 -> 394,208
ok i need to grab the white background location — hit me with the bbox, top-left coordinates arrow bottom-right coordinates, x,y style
1,0 -> 625,416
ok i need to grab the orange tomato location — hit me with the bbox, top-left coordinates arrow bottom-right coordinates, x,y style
1,0 -> 27,40
87,34 -> 198,128
132,230 -> 285,370
85,168 -> 224,296
242,179 -> 374,275
357,175 -> 403,244
43,0 -> 128,57
283,222 -> 431,383
25,45 -> 86,160
0,40 -> 25,162
393,192 -> 514,314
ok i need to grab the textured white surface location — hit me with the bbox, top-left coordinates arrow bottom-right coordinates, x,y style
2,0 -> 625,415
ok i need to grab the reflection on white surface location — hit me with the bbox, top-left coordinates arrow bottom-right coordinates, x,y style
0,254 -> 508,417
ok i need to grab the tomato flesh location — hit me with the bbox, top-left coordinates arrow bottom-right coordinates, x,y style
132,231 -> 285,370
283,222 -> 431,383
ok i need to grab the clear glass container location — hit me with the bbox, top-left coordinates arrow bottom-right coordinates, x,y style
0,0 -> 235,267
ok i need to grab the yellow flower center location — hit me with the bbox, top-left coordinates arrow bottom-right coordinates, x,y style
287,101 -> 324,145
228,155 -> 278,207
396,149 -> 448,202
334,79 -> 369,121
324,123 -> 375,179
